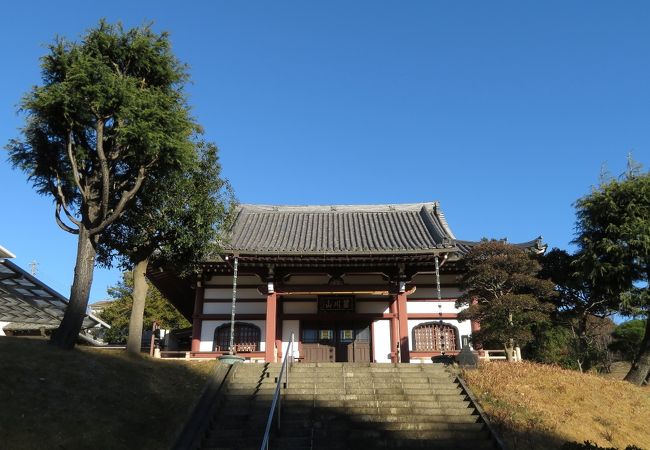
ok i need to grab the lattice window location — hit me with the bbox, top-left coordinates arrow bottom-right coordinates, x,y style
214,322 -> 261,352
412,322 -> 458,352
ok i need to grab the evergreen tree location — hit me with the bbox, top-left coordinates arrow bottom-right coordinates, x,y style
456,241 -> 556,361
540,248 -> 613,372
609,320 -> 647,365
6,21 -> 197,349
97,141 -> 235,355
99,272 -> 190,345
574,165 -> 650,384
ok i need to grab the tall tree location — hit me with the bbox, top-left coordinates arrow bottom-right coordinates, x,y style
609,319 -> 647,364
574,166 -> 650,385
6,21 -> 197,349
99,271 -> 191,345
540,248 -> 613,372
97,141 -> 234,355
456,241 -> 555,361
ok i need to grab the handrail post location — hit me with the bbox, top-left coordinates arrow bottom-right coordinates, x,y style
260,332 -> 296,450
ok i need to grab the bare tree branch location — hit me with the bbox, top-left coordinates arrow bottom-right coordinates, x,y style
50,174 -> 81,227
53,176 -> 82,227
88,165 -> 147,236
95,119 -> 110,219
66,130 -> 87,202
55,203 -> 79,234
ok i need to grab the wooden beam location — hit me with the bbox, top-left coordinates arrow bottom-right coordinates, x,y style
397,292 -> 410,363
389,296 -> 399,363
265,293 -> 277,362
191,283 -> 205,352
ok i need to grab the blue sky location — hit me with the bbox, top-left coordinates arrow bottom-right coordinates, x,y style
1,1 -> 649,303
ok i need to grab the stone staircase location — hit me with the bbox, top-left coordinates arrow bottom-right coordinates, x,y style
197,362 -> 497,450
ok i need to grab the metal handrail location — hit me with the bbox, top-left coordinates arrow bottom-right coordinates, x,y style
260,332 -> 294,450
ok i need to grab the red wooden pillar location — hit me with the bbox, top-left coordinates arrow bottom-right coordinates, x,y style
397,292 -> 410,363
389,296 -> 399,363
275,295 -> 283,360
191,281 -> 205,353
265,292 -> 277,362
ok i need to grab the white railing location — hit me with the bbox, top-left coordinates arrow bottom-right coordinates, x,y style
260,332 -> 295,450
479,347 -> 522,362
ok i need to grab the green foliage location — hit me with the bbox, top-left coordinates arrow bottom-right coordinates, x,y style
5,20 -> 200,348
99,272 -> 190,344
528,324 -> 581,369
574,169 -> 650,311
6,20 -> 197,231
539,248 -> 615,371
573,164 -> 650,383
456,240 -> 556,349
609,320 -> 647,362
97,140 -> 236,274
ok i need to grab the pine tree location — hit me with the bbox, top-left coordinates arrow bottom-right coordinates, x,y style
456,241 -> 555,361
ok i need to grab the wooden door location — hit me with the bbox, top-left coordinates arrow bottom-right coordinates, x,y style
301,322 -> 371,363
301,327 -> 335,362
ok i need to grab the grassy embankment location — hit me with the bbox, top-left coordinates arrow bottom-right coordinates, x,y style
463,361 -> 650,450
0,337 -> 216,450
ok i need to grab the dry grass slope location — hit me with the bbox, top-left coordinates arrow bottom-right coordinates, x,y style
0,337 -> 215,450
463,361 -> 650,450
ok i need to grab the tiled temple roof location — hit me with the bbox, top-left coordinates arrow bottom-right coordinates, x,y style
225,202 -> 458,256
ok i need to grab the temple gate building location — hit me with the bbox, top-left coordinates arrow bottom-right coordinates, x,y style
150,202 -> 545,363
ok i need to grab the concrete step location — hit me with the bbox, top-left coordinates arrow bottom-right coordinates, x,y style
310,406 -> 477,416
349,428 -> 490,440
366,422 -> 486,432
350,414 -> 480,424
199,362 -> 493,450
344,438 -> 495,450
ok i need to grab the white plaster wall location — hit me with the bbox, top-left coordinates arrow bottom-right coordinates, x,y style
203,302 -> 266,314
283,302 -> 317,314
284,274 -> 330,284
344,274 -> 388,284
406,319 -> 472,351
409,286 -> 463,299
199,319 -> 266,352
281,320 -> 300,359
411,273 -> 459,284
206,274 -> 261,284
0,321 -> 9,336
356,301 -> 390,314
204,288 -> 263,300
373,320 -> 392,363
406,302 -> 462,314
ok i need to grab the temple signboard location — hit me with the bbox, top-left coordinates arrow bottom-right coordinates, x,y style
318,296 -> 355,313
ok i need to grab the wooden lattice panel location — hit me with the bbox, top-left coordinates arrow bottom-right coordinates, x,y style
413,322 -> 458,352
214,322 -> 261,352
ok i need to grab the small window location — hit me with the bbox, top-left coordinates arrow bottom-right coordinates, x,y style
340,329 -> 354,341
319,329 -> 333,340
302,329 -> 318,343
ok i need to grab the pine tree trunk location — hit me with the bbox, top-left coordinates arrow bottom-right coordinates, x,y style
126,258 -> 150,356
51,226 -> 97,349
624,317 -> 650,385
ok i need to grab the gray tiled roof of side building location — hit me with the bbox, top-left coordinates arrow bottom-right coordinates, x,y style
225,202 -> 458,255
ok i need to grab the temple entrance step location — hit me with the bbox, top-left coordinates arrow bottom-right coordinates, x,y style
277,363 -> 499,450
195,362 -> 501,450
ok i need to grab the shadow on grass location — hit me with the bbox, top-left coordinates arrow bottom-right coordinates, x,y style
0,337 -> 214,450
